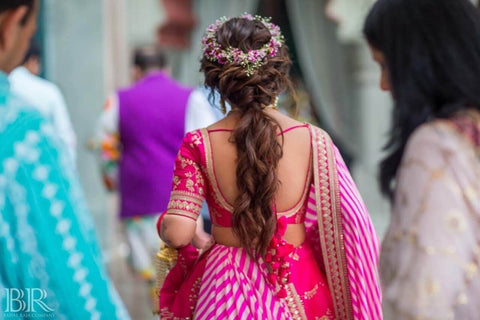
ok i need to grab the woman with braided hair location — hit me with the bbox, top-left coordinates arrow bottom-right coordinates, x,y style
157,14 -> 382,319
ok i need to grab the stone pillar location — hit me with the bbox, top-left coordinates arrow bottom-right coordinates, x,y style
103,0 -> 129,93
352,43 -> 392,237
325,0 -> 392,236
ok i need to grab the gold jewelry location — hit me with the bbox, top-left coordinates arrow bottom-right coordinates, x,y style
274,96 -> 279,107
264,97 -> 279,111
153,244 -> 178,315
220,99 -> 227,114
265,105 -> 279,111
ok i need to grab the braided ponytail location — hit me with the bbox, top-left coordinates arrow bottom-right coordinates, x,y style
201,17 -> 294,257
231,103 -> 283,257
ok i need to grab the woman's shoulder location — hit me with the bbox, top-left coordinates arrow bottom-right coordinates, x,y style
406,119 -> 468,154
306,123 -> 328,134
304,123 -> 333,144
205,116 -> 230,130
181,129 -> 206,156
402,118 -> 477,172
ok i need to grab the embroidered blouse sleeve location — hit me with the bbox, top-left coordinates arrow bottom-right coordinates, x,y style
165,132 -> 206,221
381,124 -> 479,320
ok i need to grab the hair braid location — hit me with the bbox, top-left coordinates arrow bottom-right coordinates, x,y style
200,17 -> 294,257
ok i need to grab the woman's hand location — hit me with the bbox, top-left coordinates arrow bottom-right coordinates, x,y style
192,216 -> 214,252
192,230 -> 214,249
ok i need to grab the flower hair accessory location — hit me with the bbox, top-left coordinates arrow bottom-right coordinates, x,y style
202,13 -> 285,77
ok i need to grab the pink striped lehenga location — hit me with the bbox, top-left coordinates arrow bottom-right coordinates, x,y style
158,125 -> 382,320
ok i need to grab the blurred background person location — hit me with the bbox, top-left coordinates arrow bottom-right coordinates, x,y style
0,0 -> 130,319
364,0 -> 480,318
92,45 -> 216,298
9,41 -> 77,164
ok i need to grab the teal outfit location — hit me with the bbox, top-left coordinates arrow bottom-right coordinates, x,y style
0,72 -> 130,320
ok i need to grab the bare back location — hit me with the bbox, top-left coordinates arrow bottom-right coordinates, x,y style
207,110 -> 312,247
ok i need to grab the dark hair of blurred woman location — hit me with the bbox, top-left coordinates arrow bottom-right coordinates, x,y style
363,0 -> 480,198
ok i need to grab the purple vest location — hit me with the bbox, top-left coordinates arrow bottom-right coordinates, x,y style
118,72 -> 192,218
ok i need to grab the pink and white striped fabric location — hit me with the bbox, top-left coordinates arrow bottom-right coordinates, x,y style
304,133 -> 382,320
332,145 -> 382,319
195,245 -> 290,319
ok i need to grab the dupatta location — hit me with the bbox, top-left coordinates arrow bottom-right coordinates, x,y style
306,126 -> 382,320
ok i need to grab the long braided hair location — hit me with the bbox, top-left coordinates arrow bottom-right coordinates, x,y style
200,17 -> 294,257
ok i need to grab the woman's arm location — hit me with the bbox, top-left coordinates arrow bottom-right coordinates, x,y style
158,132 -> 208,248
161,215 -> 197,248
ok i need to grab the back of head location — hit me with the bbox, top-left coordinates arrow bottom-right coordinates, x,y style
133,45 -> 167,73
200,14 -> 293,257
0,0 -> 34,14
0,0 -> 35,27
0,0 -> 36,73
363,0 -> 480,198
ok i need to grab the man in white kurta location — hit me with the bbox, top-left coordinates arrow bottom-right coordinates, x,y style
9,44 -> 77,163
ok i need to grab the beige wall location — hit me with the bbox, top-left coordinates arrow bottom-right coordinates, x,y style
126,0 -> 165,48
104,0 -> 165,93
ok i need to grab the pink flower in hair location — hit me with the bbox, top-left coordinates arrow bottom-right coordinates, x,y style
201,13 -> 284,76
241,13 -> 254,20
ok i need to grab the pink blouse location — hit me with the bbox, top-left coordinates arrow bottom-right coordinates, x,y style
165,125 -> 312,227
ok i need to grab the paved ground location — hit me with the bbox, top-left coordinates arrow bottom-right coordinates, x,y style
100,194 -> 157,320
110,254 -> 156,320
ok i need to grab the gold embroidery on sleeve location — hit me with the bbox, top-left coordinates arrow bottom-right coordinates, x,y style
166,191 -> 204,220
